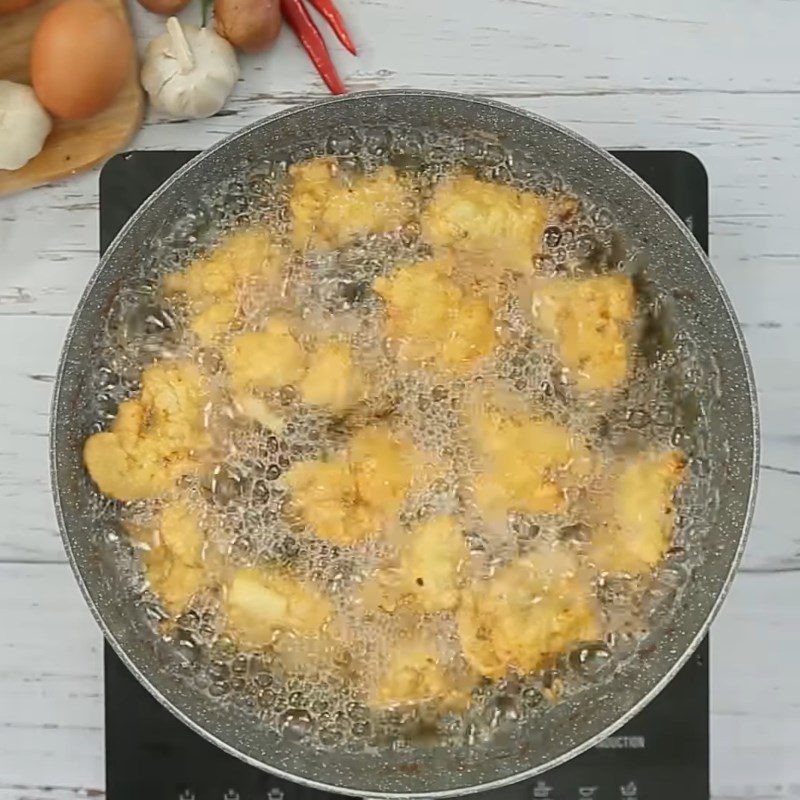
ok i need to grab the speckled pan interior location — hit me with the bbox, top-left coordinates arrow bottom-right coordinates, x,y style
50,90 -> 758,798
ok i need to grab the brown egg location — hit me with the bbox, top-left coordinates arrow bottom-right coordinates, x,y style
30,0 -> 134,120
0,0 -> 41,14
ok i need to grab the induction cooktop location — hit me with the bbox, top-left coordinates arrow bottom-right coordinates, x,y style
100,148 -> 710,800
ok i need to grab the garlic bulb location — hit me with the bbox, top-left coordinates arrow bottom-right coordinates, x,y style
0,81 -> 52,171
141,17 -> 239,120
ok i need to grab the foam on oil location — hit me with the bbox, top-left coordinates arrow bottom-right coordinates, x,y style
85,128 -> 715,752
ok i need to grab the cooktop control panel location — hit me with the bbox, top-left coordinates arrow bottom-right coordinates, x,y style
105,638 -> 708,800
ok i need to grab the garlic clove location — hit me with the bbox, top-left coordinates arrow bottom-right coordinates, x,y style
0,80 -> 52,172
141,17 -> 239,120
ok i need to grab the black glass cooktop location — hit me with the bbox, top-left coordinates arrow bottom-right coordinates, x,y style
100,149 -> 710,800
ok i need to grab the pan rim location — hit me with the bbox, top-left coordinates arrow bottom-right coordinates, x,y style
50,88 -> 760,799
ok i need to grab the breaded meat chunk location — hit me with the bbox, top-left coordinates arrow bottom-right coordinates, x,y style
285,426 -> 416,546
589,450 -> 686,575
532,274 -> 635,391
421,175 -> 548,272
362,515 -> 469,614
163,228 -> 284,345
225,318 -> 307,391
83,362 -> 210,501
290,158 -> 414,250
139,501 -> 207,615
225,567 -> 331,648
457,550 -> 598,678
470,405 -> 592,519
373,256 -> 495,372
370,640 -> 472,711
299,341 -> 365,411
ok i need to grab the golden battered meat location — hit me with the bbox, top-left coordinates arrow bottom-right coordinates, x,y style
373,256 -> 495,372
157,501 -> 204,563
139,362 -> 209,445
225,318 -> 307,391
145,557 -> 204,617
290,158 -> 414,250
531,274 -> 635,391
370,640 -> 471,711
349,426 -> 415,514
590,450 -> 686,575
283,460 -> 376,546
191,300 -> 238,347
81,154 -> 692,723
284,426 -> 416,546
457,550 -> 599,678
421,175 -> 548,272
83,362 -> 210,501
470,405 -> 592,519
163,228 -> 284,345
299,341 -> 365,411
84,402 -> 178,501
362,515 -> 469,614
226,323 -> 365,413
225,567 -> 331,648
134,502 -> 207,615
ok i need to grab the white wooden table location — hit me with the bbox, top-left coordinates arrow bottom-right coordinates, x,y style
1,1 -> 798,797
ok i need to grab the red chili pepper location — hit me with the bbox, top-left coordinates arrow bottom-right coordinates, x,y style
281,0 -> 347,95
305,0 -> 357,56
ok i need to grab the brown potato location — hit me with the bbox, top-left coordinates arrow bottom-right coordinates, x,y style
214,0 -> 281,53
136,0 -> 190,14
0,0 -> 40,14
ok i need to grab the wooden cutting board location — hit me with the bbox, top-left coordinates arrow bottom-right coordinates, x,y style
0,0 -> 144,197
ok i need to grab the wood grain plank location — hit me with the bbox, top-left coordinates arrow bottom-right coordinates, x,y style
712,571 -> 800,797
0,788 -> 103,800
0,563 -> 102,793
0,1 -> 799,796
126,0 -> 800,97
0,314 -> 66,563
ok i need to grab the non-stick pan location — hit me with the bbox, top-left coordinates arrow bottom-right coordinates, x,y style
51,90 -> 758,797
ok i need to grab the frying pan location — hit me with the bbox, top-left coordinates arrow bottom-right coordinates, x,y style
50,90 -> 758,797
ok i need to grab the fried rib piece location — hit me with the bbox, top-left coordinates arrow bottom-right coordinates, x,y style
422,174 -> 548,272
457,550 -> 598,678
285,426 -> 416,546
589,450 -> 686,575
532,274 -> 635,391
83,361 -> 210,501
290,158 -> 414,250
373,256 -> 495,373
